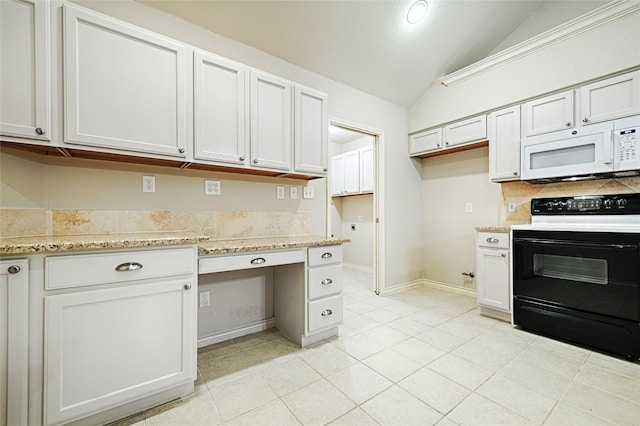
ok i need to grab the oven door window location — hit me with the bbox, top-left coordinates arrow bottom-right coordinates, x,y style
513,231 -> 640,321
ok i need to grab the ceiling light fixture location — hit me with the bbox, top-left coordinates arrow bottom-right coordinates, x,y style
407,0 -> 428,24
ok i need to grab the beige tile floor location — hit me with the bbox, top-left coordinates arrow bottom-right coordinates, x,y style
115,267 -> 640,425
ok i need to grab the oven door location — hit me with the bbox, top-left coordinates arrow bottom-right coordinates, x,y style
513,230 -> 640,322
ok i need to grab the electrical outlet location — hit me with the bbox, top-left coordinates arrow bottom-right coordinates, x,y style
465,202 -> 473,213
199,291 -> 210,307
508,201 -> 517,213
303,186 -> 314,199
142,175 -> 155,193
205,180 -> 221,195
276,185 -> 285,199
290,186 -> 298,199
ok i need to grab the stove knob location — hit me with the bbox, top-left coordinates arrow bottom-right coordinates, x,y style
603,198 -> 613,208
616,198 -> 628,208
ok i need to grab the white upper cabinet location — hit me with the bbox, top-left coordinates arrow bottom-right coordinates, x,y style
250,70 -> 292,171
331,154 -> 346,196
522,90 -> 574,137
359,145 -> 374,193
294,85 -> 328,175
62,5 -> 189,158
580,70 -> 640,125
194,50 -> 246,165
344,150 -> 360,194
444,114 -> 487,148
489,105 -> 521,181
409,127 -> 442,155
0,0 -> 50,143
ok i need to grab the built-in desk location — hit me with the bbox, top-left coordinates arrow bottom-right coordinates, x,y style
197,237 -> 349,347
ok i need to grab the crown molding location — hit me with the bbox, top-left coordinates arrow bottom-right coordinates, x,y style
440,0 -> 640,87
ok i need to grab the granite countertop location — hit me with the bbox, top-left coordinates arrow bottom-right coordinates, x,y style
0,232 -> 209,255
0,233 -> 350,256
198,236 -> 351,256
475,225 -> 511,233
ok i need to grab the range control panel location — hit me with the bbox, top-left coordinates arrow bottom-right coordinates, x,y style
531,193 -> 640,215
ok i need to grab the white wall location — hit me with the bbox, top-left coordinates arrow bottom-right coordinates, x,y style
2,0 -> 422,292
409,9 -> 640,132
410,6 -> 640,291
341,194 -> 374,271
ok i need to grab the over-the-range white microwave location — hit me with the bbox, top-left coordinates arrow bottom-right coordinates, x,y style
521,115 -> 640,183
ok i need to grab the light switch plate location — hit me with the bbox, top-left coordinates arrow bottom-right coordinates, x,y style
290,186 -> 298,199
142,175 -> 155,193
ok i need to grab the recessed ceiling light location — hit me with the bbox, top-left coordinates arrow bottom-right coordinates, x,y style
407,0 -> 428,24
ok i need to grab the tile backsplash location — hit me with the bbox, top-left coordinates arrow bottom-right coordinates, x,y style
500,176 -> 640,226
0,209 -> 312,239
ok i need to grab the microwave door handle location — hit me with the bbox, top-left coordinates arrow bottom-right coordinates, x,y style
604,130 -> 613,166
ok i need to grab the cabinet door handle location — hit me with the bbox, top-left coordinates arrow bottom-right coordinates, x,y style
501,253 -> 507,258
321,278 -> 333,285
250,257 -> 266,264
321,309 -> 333,316
321,252 -> 333,259
486,238 -> 500,244
565,122 -> 572,127
7,265 -> 21,274
35,127 -> 45,135
239,156 -> 245,161
253,159 -> 259,164
184,283 -> 192,290
115,262 -> 143,271
178,147 -> 185,153
582,118 -> 589,123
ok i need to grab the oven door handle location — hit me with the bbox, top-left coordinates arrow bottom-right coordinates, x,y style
513,237 -> 638,250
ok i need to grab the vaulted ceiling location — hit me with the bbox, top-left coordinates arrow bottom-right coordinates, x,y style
140,0 -> 607,107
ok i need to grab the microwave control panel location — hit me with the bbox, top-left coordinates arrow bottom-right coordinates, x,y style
615,127 -> 639,165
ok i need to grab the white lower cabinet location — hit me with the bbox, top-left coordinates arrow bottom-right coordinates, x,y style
476,231 -> 510,321
42,247 -> 197,425
1,259 -> 29,426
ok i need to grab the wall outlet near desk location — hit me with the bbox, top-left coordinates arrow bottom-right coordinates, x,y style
465,202 -> 473,213
508,202 -> 517,213
142,175 -> 155,193
205,180 -> 221,195
276,185 -> 285,199
199,291 -> 210,307
303,186 -> 314,199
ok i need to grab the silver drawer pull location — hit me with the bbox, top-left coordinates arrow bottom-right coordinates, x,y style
115,262 -> 143,272
321,252 -> 333,259
321,278 -> 333,285
7,265 -> 21,274
184,283 -> 192,290
321,309 -> 333,316
486,238 -> 500,244
250,257 -> 266,264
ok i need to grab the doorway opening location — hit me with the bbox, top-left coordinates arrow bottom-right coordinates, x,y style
327,120 -> 382,295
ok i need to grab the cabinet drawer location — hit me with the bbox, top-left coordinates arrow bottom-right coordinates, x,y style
199,249 -> 305,274
308,295 -> 342,333
477,232 -> 509,249
307,245 -> 342,267
308,264 -> 343,300
46,247 -> 195,290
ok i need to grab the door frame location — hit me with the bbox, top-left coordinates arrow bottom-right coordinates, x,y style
327,117 -> 385,295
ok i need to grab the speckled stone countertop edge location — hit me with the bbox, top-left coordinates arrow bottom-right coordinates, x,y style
198,237 -> 351,256
475,226 -> 511,233
0,234 -> 350,256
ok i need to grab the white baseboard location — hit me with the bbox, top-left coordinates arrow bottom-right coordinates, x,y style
383,279 -> 424,295
343,263 -> 374,273
422,279 -> 477,298
197,318 -> 275,348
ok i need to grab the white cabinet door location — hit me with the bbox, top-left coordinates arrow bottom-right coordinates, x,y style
580,70 -> 640,125
331,154 -> 346,196
409,127 -> 442,155
194,50 -> 246,165
250,70 -> 292,171
0,0 -> 50,143
63,5 -> 188,158
344,150 -> 360,194
522,90 -> 574,137
44,279 -> 195,425
294,85 -> 328,175
359,145 -> 374,193
444,114 -> 487,148
0,260 -> 29,426
476,249 -> 510,312
489,105 -> 521,181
